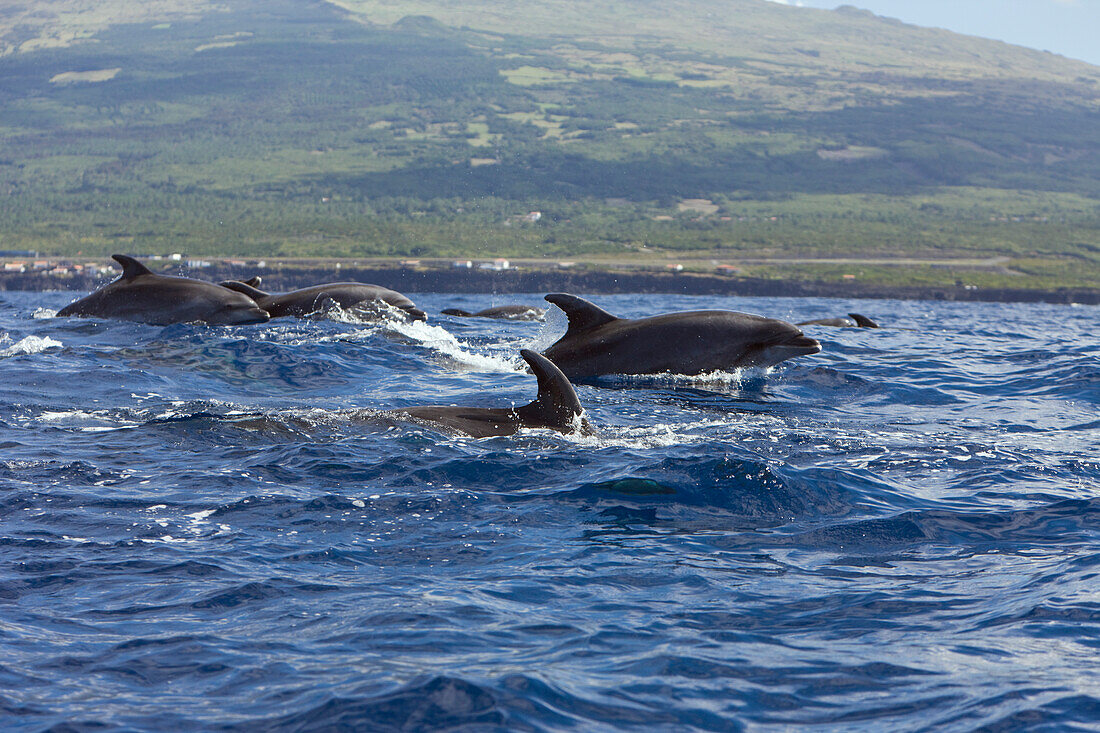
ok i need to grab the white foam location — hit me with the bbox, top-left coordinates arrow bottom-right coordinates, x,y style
38,409 -> 99,422
0,335 -> 63,357
293,304 -> 530,372
324,300 -> 412,325
139,535 -> 190,544
526,303 -> 568,352
30,407 -> 140,431
384,317 -> 521,373
617,368 -> 753,389
555,417 -> 736,449
32,308 -> 58,319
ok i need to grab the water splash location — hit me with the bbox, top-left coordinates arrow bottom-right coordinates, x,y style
0,333 -> 63,357
526,302 -> 569,352
381,316 -> 523,373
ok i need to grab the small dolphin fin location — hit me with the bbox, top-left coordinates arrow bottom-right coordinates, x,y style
848,313 -> 880,328
441,308 -> 472,317
242,276 -> 262,288
112,254 -> 153,280
219,280 -> 271,300
516,349 -> 584,431
544,293 -> 619,337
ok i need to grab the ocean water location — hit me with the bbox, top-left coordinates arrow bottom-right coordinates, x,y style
1,290 -> 1098,732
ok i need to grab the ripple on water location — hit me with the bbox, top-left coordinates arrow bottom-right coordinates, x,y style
2,291 -> 1099,731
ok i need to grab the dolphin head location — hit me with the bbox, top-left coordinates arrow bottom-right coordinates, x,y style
745,334 -> 821,367
735,321 -> 822,368
756,333 -> 822,366
205,303 -> 271,325
203,292 -> 271,325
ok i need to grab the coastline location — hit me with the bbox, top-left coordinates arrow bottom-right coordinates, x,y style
2,262 -> 1097,306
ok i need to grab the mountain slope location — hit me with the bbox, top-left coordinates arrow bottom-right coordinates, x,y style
331,0 -> 1100,86
0,0 -> 1096,287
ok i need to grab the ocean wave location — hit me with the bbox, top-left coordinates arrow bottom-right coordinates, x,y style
0,333 -> 62,357
4,291 -> 1099,732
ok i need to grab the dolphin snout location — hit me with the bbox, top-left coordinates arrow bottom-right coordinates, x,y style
233,307 -> 271,325
249,308 -> 271,323
789,334 -> 822,354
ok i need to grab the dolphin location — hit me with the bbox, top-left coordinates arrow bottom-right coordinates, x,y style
441,305 -> 546,321
391,350 -> 590,437
540,293 -> 821,378
219,278 -> 426,321
797,313 -> 880,328
56,255 -> 270,326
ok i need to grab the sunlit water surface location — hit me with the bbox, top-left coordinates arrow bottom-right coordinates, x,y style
2,291 -> 1098,731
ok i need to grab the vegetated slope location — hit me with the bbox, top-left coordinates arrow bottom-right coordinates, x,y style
0,0 -> 1097,288
332,0 -> 1099,87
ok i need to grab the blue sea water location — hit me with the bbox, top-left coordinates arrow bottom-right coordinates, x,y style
1,290 -> 1098,731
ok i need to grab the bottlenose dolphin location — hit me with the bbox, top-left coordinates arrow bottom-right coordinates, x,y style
797,313 -> 880,328
391,350 -> 590,437
541,293 -> 821,378
441,305 -> 546,321
219,278 -> 426,321
57,255 -> 270,326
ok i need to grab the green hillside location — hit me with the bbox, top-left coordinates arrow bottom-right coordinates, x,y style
1,0 -> 1098,288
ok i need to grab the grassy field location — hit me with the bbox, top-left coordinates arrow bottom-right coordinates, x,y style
0,0 -> 1097,289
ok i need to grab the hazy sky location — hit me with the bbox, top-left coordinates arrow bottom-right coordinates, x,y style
767,0 -> 1100,67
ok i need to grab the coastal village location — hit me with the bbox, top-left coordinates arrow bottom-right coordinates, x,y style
0,250 -> 698,281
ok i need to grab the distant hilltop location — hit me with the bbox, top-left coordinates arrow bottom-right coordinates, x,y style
0,0 -> 1096,288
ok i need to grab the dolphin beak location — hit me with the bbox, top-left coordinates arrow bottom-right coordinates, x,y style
790,334 -> 822,354
244,308 -> 271,324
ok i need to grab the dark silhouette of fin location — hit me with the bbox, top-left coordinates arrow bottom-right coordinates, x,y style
516,349 -> 583,430
242,276 -> 262,288
848,313 -> 880,328
544,293 -> 619,337
219,280 -> 271,300
441,308 -> 473,317
111,254 -> 153,280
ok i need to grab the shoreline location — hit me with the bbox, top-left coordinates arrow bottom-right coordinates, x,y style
2,262 -> 1097,306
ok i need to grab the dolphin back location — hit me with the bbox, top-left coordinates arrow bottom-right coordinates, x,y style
112,254 -> 153,280
848,313 -> 881,328
516,349 -> 584,431
544,293 -> 620,338
219,280 -> 272,301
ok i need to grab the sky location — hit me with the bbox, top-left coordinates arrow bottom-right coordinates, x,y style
766,0 -> 1100,67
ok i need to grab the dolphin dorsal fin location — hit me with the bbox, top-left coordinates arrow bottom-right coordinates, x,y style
220,280 -> 271,300
544,293 -> 619,337
242,276 -> 262,288
848,313 -> 880,328
441,308 -> 473,317
517,349 -> 583,430
112,254 -> 153,280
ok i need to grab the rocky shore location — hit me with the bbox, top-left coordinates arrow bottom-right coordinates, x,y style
3,263 -> 1097,306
